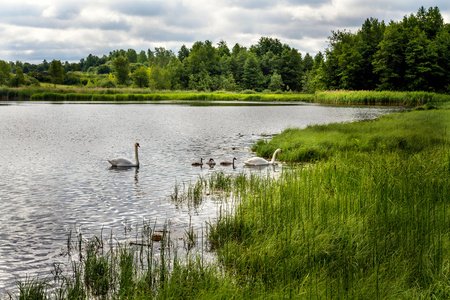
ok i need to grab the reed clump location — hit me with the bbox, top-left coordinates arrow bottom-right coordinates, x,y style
315,90 -> 450,105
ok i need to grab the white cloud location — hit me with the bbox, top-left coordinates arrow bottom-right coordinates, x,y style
0,0 -> 448,63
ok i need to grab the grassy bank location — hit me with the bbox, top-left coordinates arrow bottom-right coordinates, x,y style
315,90 -> 450,105
207,107 -> 450,298
2,86 -> 450,105
9,107 -> 450,299
0,87 -> 314,102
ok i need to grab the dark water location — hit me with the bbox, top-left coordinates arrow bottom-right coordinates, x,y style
0,101 -> 400,292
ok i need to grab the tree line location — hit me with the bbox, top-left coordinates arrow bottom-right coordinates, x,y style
0,6 -> 448,93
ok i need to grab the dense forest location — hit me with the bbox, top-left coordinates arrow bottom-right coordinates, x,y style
0,6 -> 448,93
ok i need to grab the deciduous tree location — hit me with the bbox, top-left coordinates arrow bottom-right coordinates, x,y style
48,60 -> 65,87
112,56 -> 130,86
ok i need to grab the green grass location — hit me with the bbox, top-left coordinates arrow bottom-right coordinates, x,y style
9,106 -> 450,299
315,90 -> 450,105
3,86 -> 450,105
252,108 -> 450,163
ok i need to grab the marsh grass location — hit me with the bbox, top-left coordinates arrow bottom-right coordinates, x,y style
3,86 -> 450,105
315,90 -> 450,105
253,109 -> 450,163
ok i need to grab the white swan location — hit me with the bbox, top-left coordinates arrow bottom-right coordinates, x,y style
191,158 -> 203,166
108,142 -> 140,167
243,148 -> 282,166
220,157 -> 237,167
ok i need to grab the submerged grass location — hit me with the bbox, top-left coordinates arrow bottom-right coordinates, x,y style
9,107 -> 450,299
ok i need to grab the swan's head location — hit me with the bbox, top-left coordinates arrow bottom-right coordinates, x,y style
135,142 -> 140,148
276,148 -> 282,153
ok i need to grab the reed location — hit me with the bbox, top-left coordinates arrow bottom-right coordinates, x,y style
315,90 -> 450,105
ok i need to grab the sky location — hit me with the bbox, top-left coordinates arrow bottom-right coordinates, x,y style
1,0 -> 449,64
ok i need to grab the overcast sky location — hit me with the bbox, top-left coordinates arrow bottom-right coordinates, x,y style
1,0 -> 449,64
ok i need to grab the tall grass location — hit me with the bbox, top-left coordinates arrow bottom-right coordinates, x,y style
315,90 -> 450,105
205,108 -> 450,298
253,109 -> 450,163
4,86 -> 450,105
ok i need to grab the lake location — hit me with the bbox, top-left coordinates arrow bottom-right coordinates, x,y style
0,101 -> 401,292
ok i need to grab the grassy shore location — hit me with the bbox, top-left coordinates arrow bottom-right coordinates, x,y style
2,86 -> 450,105
8,103 -> 450,299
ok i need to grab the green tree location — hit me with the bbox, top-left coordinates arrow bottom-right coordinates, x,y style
11,67 -> 26,87
112,56 -> 130,86
154,47 -> 174,68
217,40 -> 231,57
178,45 -> 190,62
229,45 -> 248,87
268,71 -> 284,91
354,18 -> 385,89
137,50 -> 148,64
432,25 -> 450,92
404,28 -> 433,91
148,65 -> 170,90
127,49 -> 138,63
373,22 -> 408,90
131,66 -> 149,88
0,60 -> 12,85
251,37 -> 284,57
280,48 -> 303,91
242,53 -> 264,90
48,60 -> 65,87
167,57 -> 189,90
303,53 -> 314,71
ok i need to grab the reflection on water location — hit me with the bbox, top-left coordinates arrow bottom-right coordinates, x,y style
0,101 -> 402,292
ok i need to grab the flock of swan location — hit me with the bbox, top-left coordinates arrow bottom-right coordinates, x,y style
107,142 -> 282,168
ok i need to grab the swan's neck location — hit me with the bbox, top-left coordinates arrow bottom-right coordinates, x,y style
135,145 -> 140,166
270,150 -> 279,164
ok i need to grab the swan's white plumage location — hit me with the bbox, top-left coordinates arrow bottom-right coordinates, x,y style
243,148 -> 282,166
108,142 -> 140,167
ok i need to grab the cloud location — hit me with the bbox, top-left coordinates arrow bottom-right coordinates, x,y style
0,0 -> 448,63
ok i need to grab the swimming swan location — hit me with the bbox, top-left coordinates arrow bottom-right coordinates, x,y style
220,157 -> 237,166
243,149 -> 282,166
108,142 -> 140,167
206,158 -> 216,166
191,158 -> 203,166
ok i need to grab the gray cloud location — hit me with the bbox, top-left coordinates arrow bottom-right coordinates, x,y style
0,0 -> 448,63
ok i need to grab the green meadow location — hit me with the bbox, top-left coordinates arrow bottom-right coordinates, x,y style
8,102 -> 450,299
